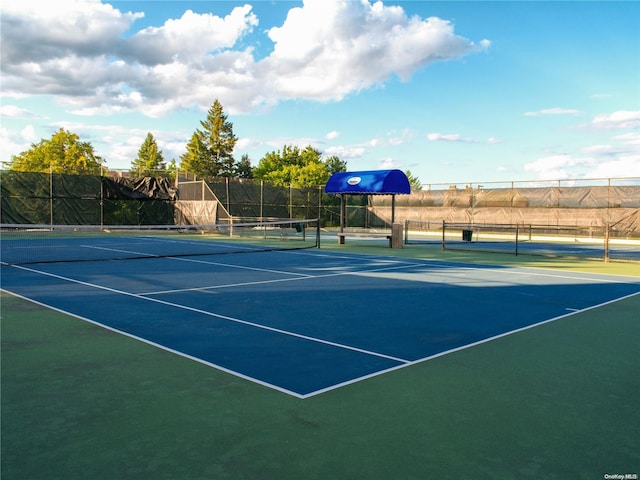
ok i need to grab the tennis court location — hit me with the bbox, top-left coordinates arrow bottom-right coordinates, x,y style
2,232 -> 639,479
2,228 -> 638,399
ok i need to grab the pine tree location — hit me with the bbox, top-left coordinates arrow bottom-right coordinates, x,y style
184,99 -> 238,177
405,170 -> 422,191
180,132 -> 209,177
236,154 -> 253,179
131,132 -> 165,176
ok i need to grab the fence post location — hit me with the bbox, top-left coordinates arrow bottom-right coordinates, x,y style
49,165 -> 54,228
318,185 -> 322,226
442,220 -> 446,251
100,167 -> 104,228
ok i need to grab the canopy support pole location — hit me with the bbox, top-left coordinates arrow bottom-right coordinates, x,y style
340,194 -> 345,233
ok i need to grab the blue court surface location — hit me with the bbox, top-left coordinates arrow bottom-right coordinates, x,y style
2,249 -> 639,398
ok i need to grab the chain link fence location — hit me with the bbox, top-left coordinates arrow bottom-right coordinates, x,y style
2,170 -> 638,244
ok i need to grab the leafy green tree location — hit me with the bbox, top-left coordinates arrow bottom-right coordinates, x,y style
131,132 -> 165,176
9,128 -> 103,174
324,155 -> 348,175
254,145 -> 347,187
405,170 -> 422,191
181,99 -> 238,177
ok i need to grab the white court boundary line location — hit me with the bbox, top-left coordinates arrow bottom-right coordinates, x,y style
143,257 -> 426,295
3,252 -> 639,398
4,263 -> 410,359
304,289 -> 640,398
1,288 -> 307,398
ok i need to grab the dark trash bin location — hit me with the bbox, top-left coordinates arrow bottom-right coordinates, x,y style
462,229 -> 473,242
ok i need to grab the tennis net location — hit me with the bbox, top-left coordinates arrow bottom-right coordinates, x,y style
0,219 -> 320,265
405,220 -> 640,262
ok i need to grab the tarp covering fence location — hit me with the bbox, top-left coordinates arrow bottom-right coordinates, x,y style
1,171 -> 177,225
1,171 -> 639,238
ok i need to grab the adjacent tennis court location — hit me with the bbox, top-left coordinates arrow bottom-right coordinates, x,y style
2,229 -> 638,399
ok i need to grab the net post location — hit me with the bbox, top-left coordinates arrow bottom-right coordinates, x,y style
316,219 -> 321,249
515,226 -> 519,256
604,223 -> 610,263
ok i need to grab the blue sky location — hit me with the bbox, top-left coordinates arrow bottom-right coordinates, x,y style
1,0 -> 639,185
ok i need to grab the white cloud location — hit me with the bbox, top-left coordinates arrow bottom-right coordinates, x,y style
427,132 -> 499,144
325,130 -> 340,140
1,0 -> 142,64
524,108 -> 582,117
377,157 -> 403,170
20,125 -> 37,143
524,139 -> 640,180
0,0 -> 489,116
0,124 -> 39,161
523,154 -> 590,179
0,105 -> 42,119
585,154 -> 640,178
614,132 -> 640,146
265,0 -> 489,101
580,144 -> 622,156
324,145 -> 366,159
235,137 -> 263,151
590,110 -> 640,130
427,133 -> 462,142
125,6 -> 258,65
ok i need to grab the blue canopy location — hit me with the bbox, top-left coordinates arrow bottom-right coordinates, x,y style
325,169 -> 411,195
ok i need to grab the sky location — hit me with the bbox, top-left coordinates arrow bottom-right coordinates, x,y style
1,0 -> 639,186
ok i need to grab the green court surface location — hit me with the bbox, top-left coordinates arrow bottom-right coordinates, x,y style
2,244 -> 638,480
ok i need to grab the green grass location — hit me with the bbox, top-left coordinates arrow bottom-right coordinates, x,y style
2,244 -> 639,479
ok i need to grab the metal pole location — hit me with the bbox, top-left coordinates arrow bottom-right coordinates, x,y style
260,180 -> 264,222
442,220 -> 446,251
100,166 -> 104,228
391,195 -> 396,224
49,165 -> 53,228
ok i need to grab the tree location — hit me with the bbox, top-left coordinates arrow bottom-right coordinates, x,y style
9,128 -> 103,174
180,133 -> 209,177
324,155 -> 348,175
131,132 -> 165,176
236,154 -> 253,179
405,170 -> 422,191
253,145 -> 345,187
181,99 -> 238,177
